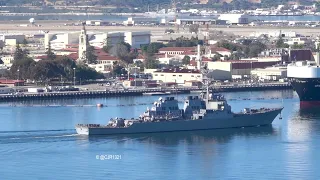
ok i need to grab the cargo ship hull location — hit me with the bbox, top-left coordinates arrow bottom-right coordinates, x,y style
76,108 -> 282,135
290,78 -> 320,106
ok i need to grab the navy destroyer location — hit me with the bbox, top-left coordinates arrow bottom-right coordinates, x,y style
75,88 -> 283,135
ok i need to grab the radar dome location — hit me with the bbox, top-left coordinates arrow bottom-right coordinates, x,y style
29,18 -> 35,24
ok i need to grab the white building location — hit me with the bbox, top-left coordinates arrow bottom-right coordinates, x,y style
207,61 -> 232,80
85,20 -> 109,26
0,34 -> 25,46
45,32 -> 80,50
218,14 -> 250,24
1,56 -> 14,65
124,31 -> 151,49
251,67 -> 287,81
158,57 -> 181,66
151,68 -> 203,84
123,17 -> 160,26
206,46 -> 232,57
250,31 -> 296,38
285,37 -> 310,46
45,30 -> 149,50
89,55 -> 120,73
206,60 -> 281,80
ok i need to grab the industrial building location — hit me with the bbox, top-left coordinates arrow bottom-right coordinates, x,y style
151,68 -> 202,84
250,31 -> 296,38
124,31 -> 151,49
45,31 -> 150,50
218,14 -> 250,24
206,60 -> 281,80
123,17 -> 160,26
85,20 -> 109,26
0,34 -> 26,46
45,32 -> 80,50
251,67 -> 287,81
176,18 -> 227,25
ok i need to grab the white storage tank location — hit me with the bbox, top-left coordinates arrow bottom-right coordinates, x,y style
28,88 -> 44,93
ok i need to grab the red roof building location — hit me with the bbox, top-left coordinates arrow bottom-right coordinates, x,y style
158,47 -> 196,55
0,79 -> 24,86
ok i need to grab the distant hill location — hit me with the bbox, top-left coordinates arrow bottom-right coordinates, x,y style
0,0 -> 316,9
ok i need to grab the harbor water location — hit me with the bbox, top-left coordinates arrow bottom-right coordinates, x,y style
1,90 -> 320,179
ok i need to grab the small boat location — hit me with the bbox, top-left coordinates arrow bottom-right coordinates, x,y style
142,92 -> 170,96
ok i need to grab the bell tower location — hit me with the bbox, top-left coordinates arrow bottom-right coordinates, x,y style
78,22 -> 88,62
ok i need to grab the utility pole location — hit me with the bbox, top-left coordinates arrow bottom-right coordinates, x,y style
73,68 -> 76,86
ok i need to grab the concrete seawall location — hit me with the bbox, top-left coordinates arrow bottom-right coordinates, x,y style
0,83 -> 292,102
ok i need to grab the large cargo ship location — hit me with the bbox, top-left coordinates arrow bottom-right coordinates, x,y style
76,88 -> 283,135
287,60 -> 320,107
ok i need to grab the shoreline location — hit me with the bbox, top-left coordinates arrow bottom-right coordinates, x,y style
0,83 -> 292,102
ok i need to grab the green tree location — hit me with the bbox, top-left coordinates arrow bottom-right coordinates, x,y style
167,36 -> 201,47
112,61 -> 127,76
30,60 -> 65,83
247,41 -> 266,57
109,42 -> 136,65
76,64 -> 104,80
316,2 -> 320,12
14,44 -> 29,61
9,57 -> 35,80
144,55 -> 159,69
55,56 -> 77,80
291,44 -> 304,49
102,37 -> 113,53
22,38 -> 28,45
143,42 -> 166,55
212,54 -> 220,61
182,55 -> 191,65
45,42 -> 56,60
217,40 -> 242,51
189,24 -> 199,34
276,36 -> 289,48
86,45 -> 97,64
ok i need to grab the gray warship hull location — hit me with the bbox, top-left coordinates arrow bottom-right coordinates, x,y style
76,108 -> 282,135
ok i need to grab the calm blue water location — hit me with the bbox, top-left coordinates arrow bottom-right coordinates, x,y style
0,90 -> 320,180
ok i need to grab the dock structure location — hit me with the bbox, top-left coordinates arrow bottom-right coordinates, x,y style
0,83 -> 291,102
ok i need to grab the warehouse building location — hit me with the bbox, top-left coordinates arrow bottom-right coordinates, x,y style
218,14 -> 250,24
251,67 -> 287,81
206,60 -> 280,80
151,68 -> 202,84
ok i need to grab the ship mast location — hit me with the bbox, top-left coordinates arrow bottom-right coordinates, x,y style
206,81 -> 209,105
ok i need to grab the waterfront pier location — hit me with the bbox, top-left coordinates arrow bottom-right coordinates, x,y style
0,83 -> 291,102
